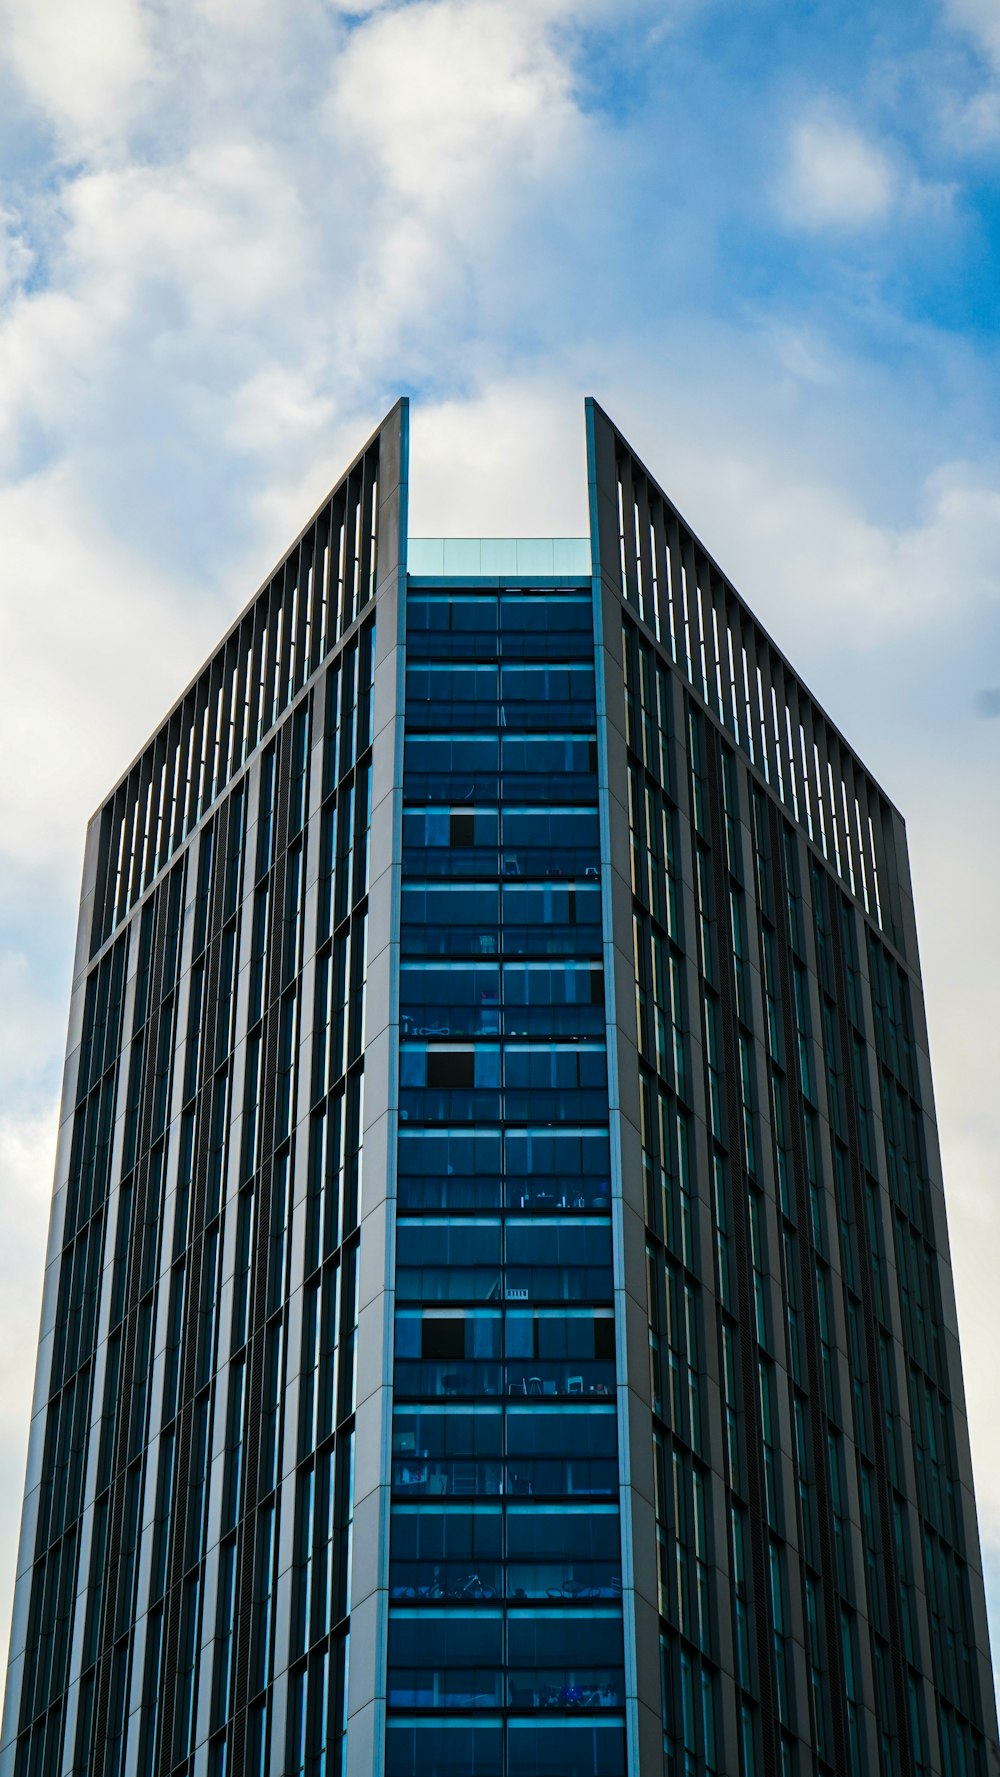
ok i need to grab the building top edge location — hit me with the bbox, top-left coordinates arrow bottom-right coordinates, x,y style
85,399 -> 408,957
407,538 -> 591,576
91,398 -> 407,828
585,397 -> 904,828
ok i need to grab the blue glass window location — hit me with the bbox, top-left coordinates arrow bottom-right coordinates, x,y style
385,1719 -> 503,1777
388,1611 -> 503,1707
506,1504 -> 621,1600
506,1718 -> 626,1776
392,1405 -> 503,1497
390,577 -> 621,1775
389,1504 -> 503,1600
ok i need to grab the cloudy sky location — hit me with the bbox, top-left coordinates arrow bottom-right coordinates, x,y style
2,0 -> 1000,1682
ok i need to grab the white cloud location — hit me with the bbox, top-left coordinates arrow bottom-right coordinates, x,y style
906,774 -> 1000,1562
410,376 -> 590,535
945,0 -> 1000,69
938,0 -> 1000,149
0,1107 -> 58,1650
0,955 -> 68,1096
314,0 -> 614,373
0,463 -> 218,873
779,108 -> 897,228
949,82 -> 1000,145
0,0 -> 620,505
0,210 -> 34,305
326,0 -> 585,213
0,0 -> 149,148
679,449 -> 1000,650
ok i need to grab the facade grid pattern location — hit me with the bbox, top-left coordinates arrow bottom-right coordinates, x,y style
2,406 -> 399,1777
611,430 -> 896,943
385,579 -> 626,1777
91,432 -> 381,955
590,397 -> 996,1777
3,397 -> 996,1777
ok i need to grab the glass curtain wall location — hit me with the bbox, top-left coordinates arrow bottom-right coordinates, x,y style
385,583 -> 627,1777
11,617 -> 377,1777
622,606 -> 993,1777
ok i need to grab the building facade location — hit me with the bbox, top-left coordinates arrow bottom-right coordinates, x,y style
2,398 -> 996,1777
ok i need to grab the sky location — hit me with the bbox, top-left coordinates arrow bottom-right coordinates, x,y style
1,0 -> 1000,1695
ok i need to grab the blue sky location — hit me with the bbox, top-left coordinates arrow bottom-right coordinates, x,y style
1,0 -> 1000,1691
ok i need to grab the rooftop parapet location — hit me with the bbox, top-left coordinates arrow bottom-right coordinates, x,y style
407,537 -> 590,577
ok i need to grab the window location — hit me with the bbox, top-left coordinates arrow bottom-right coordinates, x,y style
422,1318 -> 466,1361
427,1048 -> 476,1089
390,575 -> 617,1761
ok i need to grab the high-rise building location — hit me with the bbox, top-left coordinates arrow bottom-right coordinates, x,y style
3,397 -> 996,1777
